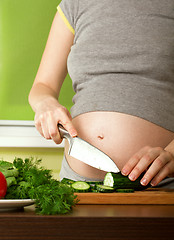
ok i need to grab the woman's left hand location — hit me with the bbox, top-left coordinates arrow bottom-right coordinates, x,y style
121,146 -> 174,187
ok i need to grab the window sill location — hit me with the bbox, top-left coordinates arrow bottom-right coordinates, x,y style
0,120 -> 64,148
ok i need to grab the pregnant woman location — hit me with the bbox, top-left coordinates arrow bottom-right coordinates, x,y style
29,0 -> 174,188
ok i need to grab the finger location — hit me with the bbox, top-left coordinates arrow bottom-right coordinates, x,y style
39,114 -> 51,140
121,146 -> 151,176
128,148 -> 161,181
34,115 -> 45,138
141,151 -> 171,186
47,113 -> 62,144
150,161 -> 172,186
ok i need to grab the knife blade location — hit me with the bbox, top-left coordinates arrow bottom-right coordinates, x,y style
58,124 -> 120,173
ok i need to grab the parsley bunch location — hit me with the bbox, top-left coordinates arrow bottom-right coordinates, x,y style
4,158 -> 77,215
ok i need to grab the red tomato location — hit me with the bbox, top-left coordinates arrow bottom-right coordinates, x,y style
0,172 -> 7,198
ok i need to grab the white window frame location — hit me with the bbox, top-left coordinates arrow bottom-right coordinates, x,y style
0,120 -> 64,148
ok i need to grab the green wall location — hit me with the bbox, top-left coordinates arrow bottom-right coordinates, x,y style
0,0 -> 74,120
0,147 -> 64,180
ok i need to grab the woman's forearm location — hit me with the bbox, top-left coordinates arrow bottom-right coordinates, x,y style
28,82 -> 60,113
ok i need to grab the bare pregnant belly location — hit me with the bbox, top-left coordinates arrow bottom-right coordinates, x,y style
65,112 -> 174,179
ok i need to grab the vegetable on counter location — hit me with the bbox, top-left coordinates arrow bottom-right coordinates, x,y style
0,172 -> 7,198
0,160 -> 18,189
96,185 -> 114,193
0,158 -> 150,214
103,172 -> 150,190
71,181 -> 91,193
115,189 -> 135,193
61,171 -> 150,193
0,158 -> 78,215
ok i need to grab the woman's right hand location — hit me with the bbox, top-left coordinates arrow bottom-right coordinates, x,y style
34,97 -> 77,144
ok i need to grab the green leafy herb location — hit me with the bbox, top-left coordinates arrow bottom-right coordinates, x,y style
4,158 -> 77,215
0,160 -> 18,179
29,181 -> 77,215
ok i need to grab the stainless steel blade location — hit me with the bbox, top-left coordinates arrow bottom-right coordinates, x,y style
69,137 -> 120,173
58,124 -> 120,173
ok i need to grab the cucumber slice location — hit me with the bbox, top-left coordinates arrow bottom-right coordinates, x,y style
116,189 -> 134,193
103,172 -> 114,187
96,185 -> 114,193
91,189 -> 98,193
71,181 -> 91,192
61,178 -> 75,185
86,181 -> 103,185
86,181 -> 103,192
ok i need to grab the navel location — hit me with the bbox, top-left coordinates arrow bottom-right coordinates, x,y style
97,134 -> 104,140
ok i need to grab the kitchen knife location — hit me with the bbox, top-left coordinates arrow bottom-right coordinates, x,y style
58,124 -> 120,173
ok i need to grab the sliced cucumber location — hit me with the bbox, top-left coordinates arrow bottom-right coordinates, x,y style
116,189 -> 134,193
96,184 -> 114,193
103,172 -> 114,187
91,189 -> 99,193
104,172 -> 149,190
61,178 -> 75,185
71,181 -> 91,193
86,181 -> 103,192
86,181 -> 103,185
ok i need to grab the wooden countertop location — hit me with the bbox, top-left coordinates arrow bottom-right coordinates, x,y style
0,204 -> 174,240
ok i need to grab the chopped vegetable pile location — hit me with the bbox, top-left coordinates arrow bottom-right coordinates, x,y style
61,179 -> 136,193
0,158 -> 77,215
61,171 -> 150,193
0,158 -> 149,215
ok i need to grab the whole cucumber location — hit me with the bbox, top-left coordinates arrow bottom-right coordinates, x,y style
104,172 -> 150,190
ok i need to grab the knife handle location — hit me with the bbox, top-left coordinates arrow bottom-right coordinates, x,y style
58,124 -> 71,140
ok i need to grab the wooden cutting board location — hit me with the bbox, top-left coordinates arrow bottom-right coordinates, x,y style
75,188 -> 174,205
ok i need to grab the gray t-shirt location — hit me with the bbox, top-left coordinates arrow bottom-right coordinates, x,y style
57,0 -> 174,132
